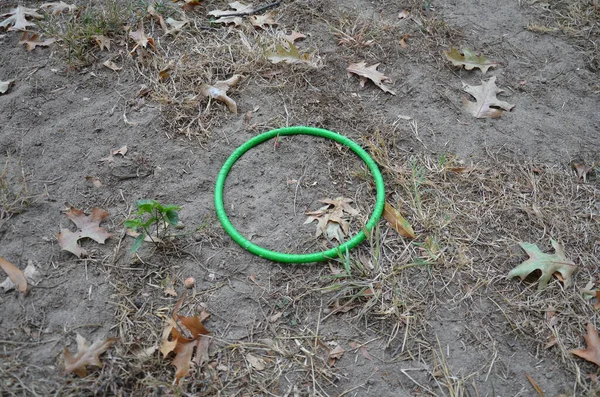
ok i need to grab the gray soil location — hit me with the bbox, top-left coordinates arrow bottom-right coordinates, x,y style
1,0 -> 599,396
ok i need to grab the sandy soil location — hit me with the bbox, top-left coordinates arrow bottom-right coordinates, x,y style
1,0 -> 599,396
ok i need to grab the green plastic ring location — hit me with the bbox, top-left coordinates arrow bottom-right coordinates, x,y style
214,126 -> 385,263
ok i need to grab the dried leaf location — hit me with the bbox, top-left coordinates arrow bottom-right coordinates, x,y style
129,22 -> 154,51
126,229 -> 164,244
571,323 -> 600,367
462,76 -> 514,118
208,1 -> 252,17
200,74 -> 244,113
284,31 -> 306,43
305,197 -> 359,242
168,314 -> 211,383
92,35 -> 111,51
19,32 -> 55,51
166,17 -> 188,34
246,353 -> 266,370
0,79 -> 14,94
249,11 -> 277,29
0,260 -> 40,292
64,334 -> 117,377
112,146 -> 128,156
85,176 -> 102,187
102,60 -> 121,71
347,61 -> 396,95
444,47 -> 498,73
212,15 -> 243,26
160,317 -> 178,357
398,9 -> 409,19
383,202 -> 415,239
265,43 -> 319,67
148,5 -> 168,32
57,206 -> 112,258
39,2 -> 77,15
507,240 -> 576,291
0,256 -> 27,293
399,33 -> 409,48
0,6 -> 43,31
182,1 -> 203,12
572,160 -> 592,182
525,372 -> 545,397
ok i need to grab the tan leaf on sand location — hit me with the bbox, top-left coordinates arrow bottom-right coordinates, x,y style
85,176 -> 103,187
166,17 -> 188,34
284,31 -> 306,43
92,35 -> 111,51
572,160 -> 593,182
462,76 -> 514,118
246,353 -> 266,370
0,6 -> 43,31
160,317 -> 178,357
57,206 -> 112,258
208,1 -> 252,17
213,15 -> 243,25
0,80 -> 14,94
328,343 -> 345,366
444,47 -> 498,73
249,11 -> 277,29
507,239 -> 576,291
19,32 -> 55,51
126,229 -> 164,244
347,61 -> 396,95
63,334 -> 118,377
0,256 -> 27,293
571,323 -> 600,367
305,197 -> 359,242
163,314 -> 211,383
0,260 -> 40,292
383,201 -> 415,239
182,1 -> 203,12
39,2 -> 77,15
148,4 -> 169,32
129,22 -> 154,51
266,43 -> 318,67
102,60 -> 121,71
524,372 -> 545,397
200,74 -> 244,113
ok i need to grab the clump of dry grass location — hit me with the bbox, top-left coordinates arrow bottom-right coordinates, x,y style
0,157 -> 36,224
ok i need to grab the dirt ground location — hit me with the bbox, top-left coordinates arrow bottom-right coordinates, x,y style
1,0 -> 599,396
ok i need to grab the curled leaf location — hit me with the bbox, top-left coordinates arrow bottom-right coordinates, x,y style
347,61 -> 396,95
200,74 -> 244,113
0,256 -> 27,293
266,43 -> 319,67
64,334 -> 118,377
383,202 -> 415,239
444,47 -> 498,73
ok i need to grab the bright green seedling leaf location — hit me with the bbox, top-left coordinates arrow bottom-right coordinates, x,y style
508,239 -> 577,291
165,210 -> 179,225
136,199 -> 158,214
125,199 -> 180,254
443,47 -> 498,73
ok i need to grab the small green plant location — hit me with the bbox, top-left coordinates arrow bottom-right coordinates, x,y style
124,199 -> 181,254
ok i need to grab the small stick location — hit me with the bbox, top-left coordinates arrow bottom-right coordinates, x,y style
218,0 -> 282,17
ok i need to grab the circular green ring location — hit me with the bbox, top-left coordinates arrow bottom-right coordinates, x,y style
214,126 -> 385,263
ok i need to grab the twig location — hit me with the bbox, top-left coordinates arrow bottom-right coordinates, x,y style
218,1 -> 281,17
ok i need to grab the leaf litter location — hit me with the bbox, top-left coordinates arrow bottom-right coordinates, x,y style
571,323 -> 600,367
305,197 -> 359,242
347,61 -> 396,95
444,47 -> 498,73
63,334 -> 118,377
0,6 -> 43,31
57,205 -> 112,258
462,76 -> 514,118
0,259 -> 40,292
0,256 -> 28,293
200,74 -> 244,113
265,43 -> 319,67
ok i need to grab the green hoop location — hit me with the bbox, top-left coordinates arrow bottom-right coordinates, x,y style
214,126 -> 385,263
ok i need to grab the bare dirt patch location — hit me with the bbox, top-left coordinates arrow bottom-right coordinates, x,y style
1,0 -> 599,396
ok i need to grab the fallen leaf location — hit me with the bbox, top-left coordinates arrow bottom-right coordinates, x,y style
507,240 -> 576,291
57,206 -> 112,258
126,229 -> 165,244
92,35 -> 111,51
399,33 -> 409,48
160,317 -> 178,357
39,2 -> 77,15
148,4 -> 168,32
208,1 -> 252,17
112,146 -> 128,156
284,31 -> 306,43
398,9 -> 409,19
63,334 -> 118,377
249,11 -> 277,29
571,323 -> 600,367
246,353 -> 266,370
347,61 -> 396,95
19,32 -> 55,51
444,47 -> 498,73
329,344 -> 345,359
182,1 -> 203,12
525,372 -> 545,397
0,6 -> 43,31
0,260 -> 40,292
129,22 -> 154,52
462,76 -> 514,118
383,201 -> 415,239
544,335 -> 558,349
0,256 -> 27,293
0,79 -> 14,94
102,60 -> 121,71
200,74 -> 244,113
212,15 -> 243,26
85,176 -> 102,187
265,43 -> 319,67
166,17 -> 188,34
305,197 -> 359,242
167,314 -> 211,383
572,161 -> 593,182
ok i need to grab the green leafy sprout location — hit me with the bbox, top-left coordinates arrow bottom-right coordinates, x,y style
124,199 -> 181,254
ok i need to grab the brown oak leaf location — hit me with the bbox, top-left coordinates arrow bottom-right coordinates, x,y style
200,74 -> 244,113
129,22 -> 154,53
305,197 -> 359,242
444,47 -> 498,73
265,43 -> 319,67
347,61 -> 396,95
0,256 -> 27,293
57,206 -> 112,258
571,323 -> 600,367
19,32 -> 55,51
64,334 -> 118,377
92,35 -> 111,51
462,76 -> 514,118
39,2 -> 77,15
208,1 -> 252,17
249,11 -> 277,29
